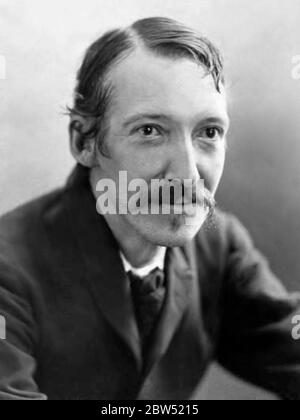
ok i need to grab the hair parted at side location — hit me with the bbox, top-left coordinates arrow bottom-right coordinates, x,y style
68,17 -> 225,156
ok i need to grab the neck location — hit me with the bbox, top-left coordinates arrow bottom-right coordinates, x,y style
89,168 -> 163,268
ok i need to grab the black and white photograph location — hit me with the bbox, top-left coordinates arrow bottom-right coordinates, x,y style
0,0 -> 300,402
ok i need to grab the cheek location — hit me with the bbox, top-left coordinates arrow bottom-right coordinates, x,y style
215,148 -> 226,175
213,150 -> 226,190
200,148 -> 226,193
112,142 -> 167,178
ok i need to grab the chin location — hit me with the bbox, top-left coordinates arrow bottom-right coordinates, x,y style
128,213 -> 206,247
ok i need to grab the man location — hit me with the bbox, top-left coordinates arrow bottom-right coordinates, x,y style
0,17 -> 299,400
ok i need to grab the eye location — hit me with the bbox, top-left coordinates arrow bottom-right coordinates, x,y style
196,126 -> 224,141
205,127 -> 219,139
138,125 -> 161,138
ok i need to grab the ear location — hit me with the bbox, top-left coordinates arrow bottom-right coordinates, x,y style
69,115 -> 96,168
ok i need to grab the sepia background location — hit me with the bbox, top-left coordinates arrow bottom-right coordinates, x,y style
1,0 -> 300,400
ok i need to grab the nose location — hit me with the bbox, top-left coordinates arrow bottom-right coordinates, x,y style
166,135 -> 200,184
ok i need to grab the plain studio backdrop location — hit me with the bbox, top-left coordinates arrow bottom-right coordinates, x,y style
1,0 -> 300,400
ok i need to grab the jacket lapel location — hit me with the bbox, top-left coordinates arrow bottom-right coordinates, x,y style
53,165 -> 143,370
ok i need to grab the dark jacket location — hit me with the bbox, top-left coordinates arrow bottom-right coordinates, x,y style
0,165 -> 299,400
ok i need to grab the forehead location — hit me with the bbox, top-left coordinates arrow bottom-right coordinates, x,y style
108,47 -> 228,124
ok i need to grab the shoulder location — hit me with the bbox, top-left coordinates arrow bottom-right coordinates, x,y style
0,189 -> 65,278
0,189 -> 63,244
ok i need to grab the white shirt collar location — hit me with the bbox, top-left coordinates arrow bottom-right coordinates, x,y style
120,247 -> 167,278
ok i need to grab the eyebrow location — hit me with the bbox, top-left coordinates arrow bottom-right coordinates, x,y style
198,116 -> 230,130
122,112 -> 230,130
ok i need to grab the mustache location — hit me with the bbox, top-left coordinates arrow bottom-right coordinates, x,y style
146,181 -> 216,213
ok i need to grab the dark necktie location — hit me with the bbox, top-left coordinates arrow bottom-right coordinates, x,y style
128,267 -> 166,351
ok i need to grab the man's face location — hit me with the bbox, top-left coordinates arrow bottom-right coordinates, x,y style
93,47 -> 229,247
